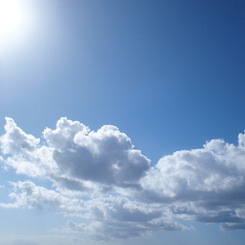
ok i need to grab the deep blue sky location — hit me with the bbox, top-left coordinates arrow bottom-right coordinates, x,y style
0,1 -> 245,244
1,0 -> 245,160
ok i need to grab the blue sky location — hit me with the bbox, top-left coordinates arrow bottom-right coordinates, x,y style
0,0 -> 245,244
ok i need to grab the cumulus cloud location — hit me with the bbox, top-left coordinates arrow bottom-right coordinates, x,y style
0,181 -> 186,239
0,180 -> 82,214
1,117 -> 245,239
0,117 -> 40,154
51,120 -> 150,186
66,196 -> 186,240
140,137 -> 245,229
141,139 -> 245,199
0,117 -> 57,177
0,117 -> 150,191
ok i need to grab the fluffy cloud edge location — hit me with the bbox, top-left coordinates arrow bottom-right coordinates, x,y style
1,117 -> 245,239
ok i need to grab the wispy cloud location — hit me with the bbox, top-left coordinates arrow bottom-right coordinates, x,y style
1,117 -> 245,239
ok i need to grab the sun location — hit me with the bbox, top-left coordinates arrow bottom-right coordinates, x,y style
0,0 -> 31,41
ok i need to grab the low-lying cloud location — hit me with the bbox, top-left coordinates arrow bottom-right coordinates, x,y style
1,117 -> 245,239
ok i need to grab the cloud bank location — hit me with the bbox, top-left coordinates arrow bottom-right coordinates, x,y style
1,117 -> 245,239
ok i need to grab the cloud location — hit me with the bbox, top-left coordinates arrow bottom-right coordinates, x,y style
0,117 -> 150,191
51,119 -> 150,187
66,196 -> 186,240
0,117 -> 40,155
0,180 -> 82,215
0,117 -> 57,178
140,137 -> 245,229
0,181 -> 186,240
1,117 -> 245,239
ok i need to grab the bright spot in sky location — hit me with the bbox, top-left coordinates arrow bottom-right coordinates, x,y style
0,0 -> 32,43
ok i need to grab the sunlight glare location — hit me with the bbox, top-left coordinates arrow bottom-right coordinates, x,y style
0,0 -> 31,42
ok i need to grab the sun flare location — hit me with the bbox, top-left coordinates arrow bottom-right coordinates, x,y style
0,0 -> 31,41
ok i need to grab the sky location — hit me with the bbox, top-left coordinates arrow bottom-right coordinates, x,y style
0,0 -> 245,244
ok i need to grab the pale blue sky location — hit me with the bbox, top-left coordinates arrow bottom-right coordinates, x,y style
0,0 -> 245,244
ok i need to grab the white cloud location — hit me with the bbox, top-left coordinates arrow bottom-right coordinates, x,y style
43,117 -> 89,150
238,131 -> 245,147
0,180 -> 82,215
0,117 -> 150,191
66,196 -> 186,240
0,117 -> 40,155
1,117 -> 245,239
140,136 -> 245,229
53,121 -> 150,187
0,181 -> 186,240
0,117 -> 57,177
